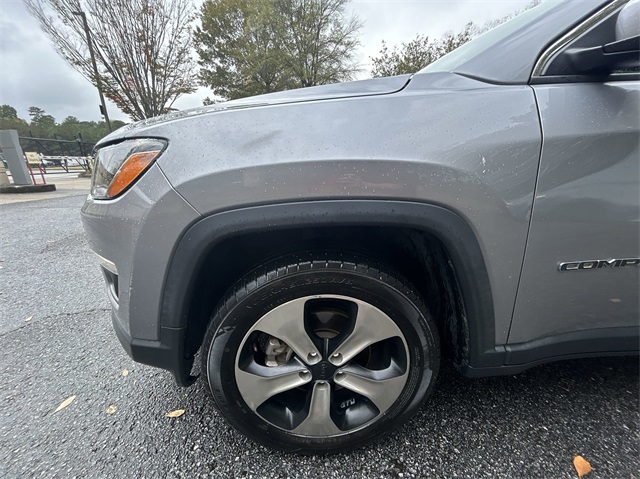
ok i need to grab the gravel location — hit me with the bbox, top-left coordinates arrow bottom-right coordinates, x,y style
0,194 -> 638,478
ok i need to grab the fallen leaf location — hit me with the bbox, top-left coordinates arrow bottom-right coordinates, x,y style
25,316 -> 32,322
573,455 -> 592,477
121,369 -> 129,377
106,405 -> 117,415
165,409 -> 185,418
53,395 -> 76,413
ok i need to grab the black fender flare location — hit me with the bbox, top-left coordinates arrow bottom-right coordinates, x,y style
155,200 -> 500,385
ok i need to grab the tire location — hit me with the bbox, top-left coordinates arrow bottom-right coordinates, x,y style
202,253 -> 440,454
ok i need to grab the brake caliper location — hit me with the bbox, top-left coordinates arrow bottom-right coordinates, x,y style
262,336 -> 293,367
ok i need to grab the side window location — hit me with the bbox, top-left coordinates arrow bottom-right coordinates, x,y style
533,0 -> 640,81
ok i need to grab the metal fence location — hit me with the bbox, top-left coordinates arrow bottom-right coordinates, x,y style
18,132 -> 95,172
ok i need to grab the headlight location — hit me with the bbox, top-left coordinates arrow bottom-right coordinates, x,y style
91,138 -> 166,199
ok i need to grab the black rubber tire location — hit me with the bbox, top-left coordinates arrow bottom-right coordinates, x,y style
201,252 -> 440,454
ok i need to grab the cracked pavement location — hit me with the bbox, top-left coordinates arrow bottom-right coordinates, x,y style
0,194 -> 638,478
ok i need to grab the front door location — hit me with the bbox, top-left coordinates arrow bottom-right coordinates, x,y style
508,2 -> 639,354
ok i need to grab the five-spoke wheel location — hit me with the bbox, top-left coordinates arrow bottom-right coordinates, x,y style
235,295 -> 410,435
203,255 -> 439,453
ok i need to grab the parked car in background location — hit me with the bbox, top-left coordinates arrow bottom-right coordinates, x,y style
81,0 -> 639,454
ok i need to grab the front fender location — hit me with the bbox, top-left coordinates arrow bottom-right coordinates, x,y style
159,200 -> 501,385
154,73 -> 541,345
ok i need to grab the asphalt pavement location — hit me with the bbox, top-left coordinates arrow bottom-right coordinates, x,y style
0,175 -> 91,206
0,192 -> 638,478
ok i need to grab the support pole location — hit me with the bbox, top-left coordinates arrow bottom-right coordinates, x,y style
0,162 -> 9,186
0,130 -> 56,193
73,10 -> 112,132
0,130 -> 32,185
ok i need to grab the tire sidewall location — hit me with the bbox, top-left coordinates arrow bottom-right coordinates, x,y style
206,266 -> 438,453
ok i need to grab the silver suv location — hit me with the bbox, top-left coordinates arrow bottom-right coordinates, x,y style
81,0 -> 640,453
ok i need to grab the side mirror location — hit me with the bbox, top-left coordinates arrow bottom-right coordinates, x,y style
616,0 -> 640,41
566,0 -> 640,74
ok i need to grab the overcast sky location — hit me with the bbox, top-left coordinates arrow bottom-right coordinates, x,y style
0,0 -> 530,123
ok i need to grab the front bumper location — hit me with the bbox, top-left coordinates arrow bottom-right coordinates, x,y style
111,311 -> 196,385
81,163 -> 200,385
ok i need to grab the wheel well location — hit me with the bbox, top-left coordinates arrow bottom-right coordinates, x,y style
184,225 -> 469,368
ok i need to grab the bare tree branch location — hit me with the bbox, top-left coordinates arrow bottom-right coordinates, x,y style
370,0 -> 542,77
25,0 -> 197,120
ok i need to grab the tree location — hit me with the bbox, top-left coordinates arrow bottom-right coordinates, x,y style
0,105 -> 18,119
25,0 -> 197,120
273,0 -> 362,88
56,116 -> 82,139
195,0 -> 293,100
370,0 -> 541,77
28,106 -> 56,136
62,116 -> 80,124
195,0 -> 362,101
371,25 -> 472,78
27,107 -> 47,122
0,104 -> 127,143
0,105 -> 28,135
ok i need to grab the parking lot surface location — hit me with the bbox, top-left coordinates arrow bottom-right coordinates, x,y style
0,192 -> 638,478
0,174 -> 90,206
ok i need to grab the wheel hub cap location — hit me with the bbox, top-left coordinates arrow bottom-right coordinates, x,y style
310,360 -> 339,381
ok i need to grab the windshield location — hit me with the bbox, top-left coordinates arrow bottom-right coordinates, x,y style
420,0 -> 564,74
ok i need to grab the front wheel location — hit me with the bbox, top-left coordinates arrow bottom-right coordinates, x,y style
202,254 -> 440,453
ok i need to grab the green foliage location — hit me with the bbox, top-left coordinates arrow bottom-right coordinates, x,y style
195,0 -> 291,100
0,117 -> 29,136
370,0 -> 542,77
272,0 -> 362,88
370,25 -> 472,78
27,107 -> 56,136
195,0 -> 362,101
0,104 -> 127,143
0,105 -> 18,119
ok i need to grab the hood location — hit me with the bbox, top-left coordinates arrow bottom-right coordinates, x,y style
98,75 -> 413,145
